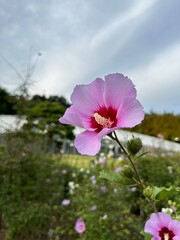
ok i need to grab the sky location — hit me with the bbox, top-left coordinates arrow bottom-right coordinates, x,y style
0,0 -> 180,114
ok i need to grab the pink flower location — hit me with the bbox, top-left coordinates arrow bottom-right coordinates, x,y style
75,218 -> 86,234
59,73 -> 144,156
144,212 -> 180,240
61,199 -> 70,206
98,156 -> 106,165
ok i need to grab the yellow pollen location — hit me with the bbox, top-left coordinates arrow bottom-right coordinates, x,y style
164,234 -> 169,240
93,112 -> 113,128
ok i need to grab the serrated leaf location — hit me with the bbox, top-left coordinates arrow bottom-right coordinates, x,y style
152,186 -> 180,200
99,171 -> 127,185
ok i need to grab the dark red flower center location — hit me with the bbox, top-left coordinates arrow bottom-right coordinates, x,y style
159,227 -> 175,240
90,106 -> 117,132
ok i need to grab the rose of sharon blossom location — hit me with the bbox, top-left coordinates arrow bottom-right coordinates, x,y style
59,73 -> 144,156
144,212 -> 180,240
75,218 -> 86,234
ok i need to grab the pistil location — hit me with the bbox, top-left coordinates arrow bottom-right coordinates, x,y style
94,112 -> 113,128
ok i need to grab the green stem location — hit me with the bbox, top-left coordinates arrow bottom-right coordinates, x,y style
110,131 -> 144,189
109,131 -> 158,213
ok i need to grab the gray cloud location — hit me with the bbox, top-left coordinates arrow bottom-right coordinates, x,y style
0,0 -> 180,113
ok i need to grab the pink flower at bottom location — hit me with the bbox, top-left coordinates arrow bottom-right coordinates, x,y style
144,212 -> 180,240
59,73 -> 144,156
75,218 -> 86,234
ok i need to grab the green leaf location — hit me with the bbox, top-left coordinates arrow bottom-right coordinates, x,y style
138,151 -> 150,158
152,186 -> 180,200
99,171 -> 128,185
140,230 -> 152,240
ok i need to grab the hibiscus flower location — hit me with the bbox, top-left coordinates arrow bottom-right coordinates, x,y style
59,73 -> 144,156
144,212 -> 180,240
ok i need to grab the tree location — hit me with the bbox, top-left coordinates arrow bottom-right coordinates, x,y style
0,87 -> 17,114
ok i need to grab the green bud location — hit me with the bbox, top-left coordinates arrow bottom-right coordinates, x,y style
121,165 -> 134,179
143,186 -> 153,198
127,137 -> 142,155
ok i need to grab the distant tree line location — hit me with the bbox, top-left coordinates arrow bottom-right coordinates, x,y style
0,87 -> 74,142
0,87 -> 180,142
129,112 -> 180,142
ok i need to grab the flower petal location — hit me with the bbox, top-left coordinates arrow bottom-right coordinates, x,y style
70,78 -> 105,116
144,213 -> 172,237
116,98 -> 144,128
74,130 -> 101,156
173,237 -> 180,240
104,73 -> 137,109
169,220 -> 180,236
59,106 -> 85,128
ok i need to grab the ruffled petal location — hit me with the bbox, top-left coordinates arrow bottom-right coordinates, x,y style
169,220 -> 180,236
59,106 -> 94,129
104,73 -> 137,109
74,130 -> 101,156
116,98 -> 144,128
173,237 -> 180,240
70,78 -> 105,116
59,106 -> 83,127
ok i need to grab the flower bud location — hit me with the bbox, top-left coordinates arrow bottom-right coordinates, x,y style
143,186 -> 153,198
121,165 -> 134,179
127,137 -> 142,155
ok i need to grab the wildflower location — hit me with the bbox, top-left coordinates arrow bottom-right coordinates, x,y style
68,181 -> 75,189
167,166 -> 173,175
89,205 -> 97,211
61,199 -> 70,206
144,212 -> 180,240
162,208 -> 173,215
101,214 -> 108,220
90,175 -> 96,184
62,169 -> 67,174
75,218 -> 86,234
59,73 -> 144,156
99,185 -> 108,192
98,156 -> 106,165
47,229 -> 54,237
114,166 -> 122,173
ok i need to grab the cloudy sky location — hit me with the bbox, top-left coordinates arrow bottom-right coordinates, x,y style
0,0 -> 180,114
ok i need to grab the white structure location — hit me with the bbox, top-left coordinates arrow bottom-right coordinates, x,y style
0,115 -> 27,134
74,127 -> 180,153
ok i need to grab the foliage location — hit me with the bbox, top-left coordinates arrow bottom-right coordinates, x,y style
131,112 -> 180,142
0,130 -> 179,240
24,99 -> 74,140
0,87 -> 17,114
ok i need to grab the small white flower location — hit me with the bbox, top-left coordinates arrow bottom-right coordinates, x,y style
101,214 -> 108,220
113,188 -> 118,193
69,189 -> 74,194
47,229 -> 54,237
68,181 -> 75,188
162,208 -> 173,214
